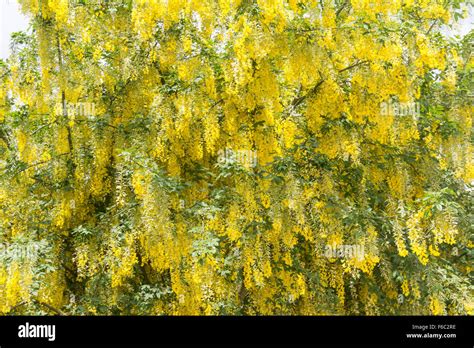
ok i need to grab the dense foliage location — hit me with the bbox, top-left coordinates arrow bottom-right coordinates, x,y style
0,0 -> 472,315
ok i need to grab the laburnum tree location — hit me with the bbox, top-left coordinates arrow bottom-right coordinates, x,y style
0,0 -> 472,315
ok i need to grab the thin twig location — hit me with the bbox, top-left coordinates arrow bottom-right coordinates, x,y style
426,19 -> 438,35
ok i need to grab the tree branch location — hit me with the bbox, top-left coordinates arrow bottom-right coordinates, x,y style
9,298 -> 66,316
336,1 -> 349,17
33,298 -> 66,316
338,60 -> 368,73
287,60 -> 368,112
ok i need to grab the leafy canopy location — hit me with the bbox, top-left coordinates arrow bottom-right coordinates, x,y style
0,0 -> 472,315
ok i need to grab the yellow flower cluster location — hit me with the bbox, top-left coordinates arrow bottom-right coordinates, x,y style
407,210 -> 429,265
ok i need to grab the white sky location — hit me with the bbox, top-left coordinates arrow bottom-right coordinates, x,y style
0,0 -> 472,60
0,0 -> 28,59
